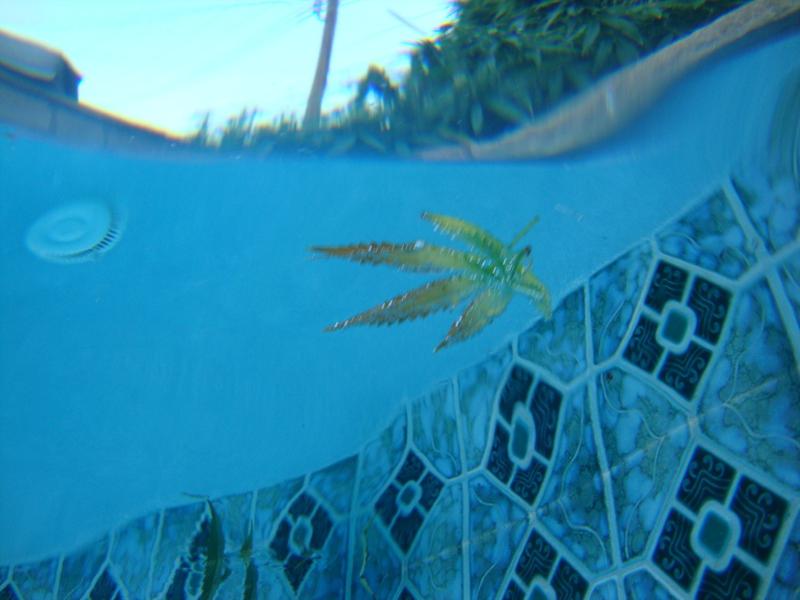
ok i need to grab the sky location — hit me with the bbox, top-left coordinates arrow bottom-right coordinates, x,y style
1,0 -> 453,135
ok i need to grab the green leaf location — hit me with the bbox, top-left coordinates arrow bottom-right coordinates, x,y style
614,38 -> 640,65
485,95 -> 528,124
592,37 -> 614,74
600,15 -> 644,46
581,21 -> 600,55
470,103 -> 484,135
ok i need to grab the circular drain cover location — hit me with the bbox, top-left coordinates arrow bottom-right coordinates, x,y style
26,201 -> 122,263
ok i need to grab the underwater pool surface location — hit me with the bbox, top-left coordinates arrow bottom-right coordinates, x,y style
0,29 -> 799,600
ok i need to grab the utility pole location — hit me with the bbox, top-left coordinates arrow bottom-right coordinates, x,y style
303,0 -> 340,129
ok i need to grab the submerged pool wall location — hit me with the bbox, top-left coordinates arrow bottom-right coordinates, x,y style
0,27 -> 799,600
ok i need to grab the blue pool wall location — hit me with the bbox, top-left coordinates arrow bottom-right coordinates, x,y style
0,28 -> 797,595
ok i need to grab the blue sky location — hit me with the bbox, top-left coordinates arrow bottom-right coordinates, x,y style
1,0 -> 452,134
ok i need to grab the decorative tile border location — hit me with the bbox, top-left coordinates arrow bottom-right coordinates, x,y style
1,154 -> 798,599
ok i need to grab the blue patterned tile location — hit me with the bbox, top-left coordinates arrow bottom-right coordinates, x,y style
597,368 -> 690,562
551,558 -> 589,599
468,475 -> 527,600
407,484 -> 462,598
645,261 -> 689,313
351,513 -> 402,599
498,364 -> 534,423
657,342 -> 712,400
0,585 -> 20,600
253,476 -> 304,558
589,242 -> 653,364
457,346 -> 513,470
357,411 -> 407,508
514,528 -> 557,585
9,558 -> 58,600
623,569 -> 676,599
267,489 -> 336,593
308,455 -> 358,518
149,502 -> 204,598
517,287 -> 587,384
0,569 -> 6,583
537,386 -> 611,573
676,446 -> 735,514
730,476 -> 788,565
657,190 -> 757,279
732,173 -> 799,254
653,509 -> 701,591
373,450 -> 444,555
699,279 -> 800,488
769,511 -> 800,598
686,277 -> 732,345
590,579 -> 618,599
57,536 -> 108,600
411,380 -> 461,478
109,512 -> 159,599
623,315 -> 664,374
212,492 -> 253,558
87,568 -> 123,600
697,557 -> 760,600
294,521 -> 349,598
502,579 -> 525,599
778,249 -> 800,326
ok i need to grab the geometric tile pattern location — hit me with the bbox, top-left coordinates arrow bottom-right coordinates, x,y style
1,172 -> 798,599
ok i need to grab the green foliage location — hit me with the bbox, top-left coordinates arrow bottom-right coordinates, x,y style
197,0 -> 747,156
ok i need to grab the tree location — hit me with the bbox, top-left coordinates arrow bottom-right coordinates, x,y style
303,0 -> 340,129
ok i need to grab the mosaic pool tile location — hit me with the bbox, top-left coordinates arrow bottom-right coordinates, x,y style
356,410 -> 407,508
590,579 -> 618,599
0,570 -> 6,584
730,475 -> 788,564
87,568 -> 123,599
407,484 -> 462,598
517,287 -> 587,384
308,454 -> 358,517
551,558 -> 589,599
537,386 -> 612,573
676,446 -> 735,514
697,557 -> 759,599
653,509 -> 701,591
645,261 -> 689,313
268,489 -> 336,592
253,475 -> 304,552
769,511 -> 800,598
56,536 -> 107,600
457,345 -> 513,471
411,380 -> 461,479
0,585 -> 20,600
623,569 -> 676,599
779,249 -> 800,325
468,475 -> 528,600
657,190 -> 758,279
374,450 -> 444,554
514,528 -> 557,585
623,315 -> 665,374
657,341 -> 712,400
686,277 -> 732,345
351,513 -> 402,600
149,502 -> 204,598
488,364 -> 563,509
732,172 -> 800,254
109,511 -> 159,599
589,242 -> 653,363
597,368 -> 690,561
699,278 -> 800,489
501,579 -> 525,599
295,521 -> 349,599
9,558 -> 57,600
212,492 -> 253,556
